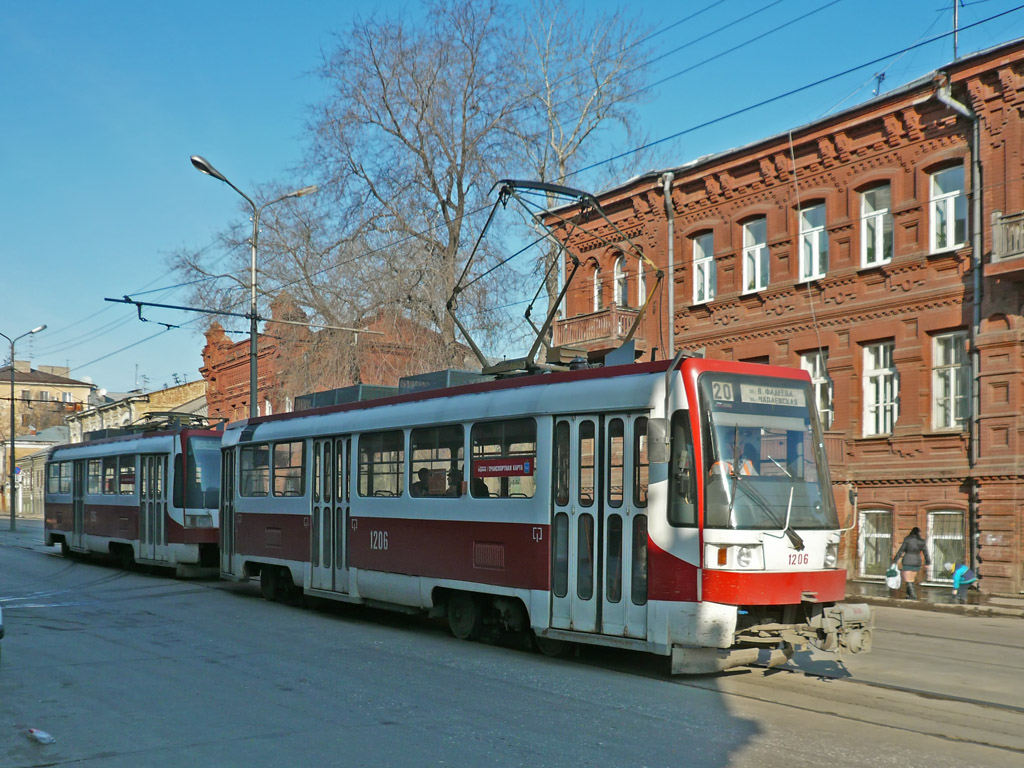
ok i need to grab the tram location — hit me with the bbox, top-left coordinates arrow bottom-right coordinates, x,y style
220,355 -> 871,673
44,425 -> 222,576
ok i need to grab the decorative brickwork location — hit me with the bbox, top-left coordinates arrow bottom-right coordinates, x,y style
552,40 -> 1024,594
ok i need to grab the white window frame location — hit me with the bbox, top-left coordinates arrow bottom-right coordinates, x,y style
932,331 -> 969,431
742,218 -> 769,293
858,508 -> 893,579
863,342 -> 898,437
613,255 -> 628,308
637,263 -> 646,307
927,510 -> 965,582
798,203 -> 828,281
860,184 -> 893,267
692,232 -> 715,304
592,268 -> 601,313
929,165 -> 967,253
800,350 -> 833,429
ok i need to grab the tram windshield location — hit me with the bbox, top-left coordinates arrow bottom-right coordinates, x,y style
698,373 -> 837,531
174,436 -> 221,510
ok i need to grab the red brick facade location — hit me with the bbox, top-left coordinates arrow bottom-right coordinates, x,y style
552,41 -> 1024,594
200,300 -> 476,424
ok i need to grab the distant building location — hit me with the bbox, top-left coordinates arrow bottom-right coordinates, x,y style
0,362 -> 91,514
201,296 -> 476,423
13,425 -> 70,519
550,39 -> 1024,594
64,379 -> 207,443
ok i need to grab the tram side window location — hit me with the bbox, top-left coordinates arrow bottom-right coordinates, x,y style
102,457 -> 118,494
119,456 -> 136,495
273,441 -> 306,497
470,418 -> 536,499
608,418 -> 624,508
87,459 -> 102,495
668,412 -> 697,526
240,444 -> 271,497
410,425 -> 464,497
358,430 -> 404,497
554,421 -> 570,506
47,462 -> 71,495
633,417 -> 649,507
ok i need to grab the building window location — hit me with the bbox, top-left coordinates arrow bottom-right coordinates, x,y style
798,203 -> 828,281
637,264 -> 646,306
933,331 -> 969,431
863,342 -> 898,436
742,218 -> 769,293
613,256 -> 628,307
928,510 -> 965,582
592,267 -> 602,312
39,390 -> 50,402
858,508 -> 893,579
930,165 -> 967,252
800,350 -> 833,429
861,184 -> 893,266
692,232 -> 715,304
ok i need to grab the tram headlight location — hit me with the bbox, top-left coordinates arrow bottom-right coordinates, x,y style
824,541 -> 839,569
185,513 -> 215,528
705,543 -> 764,570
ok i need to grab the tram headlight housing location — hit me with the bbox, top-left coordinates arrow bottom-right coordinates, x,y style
704,543 -> 764,570
185,512 -> 215,528
824,541 -> 839,569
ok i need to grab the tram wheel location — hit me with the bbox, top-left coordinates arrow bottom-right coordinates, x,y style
260,567 -> 281,601
532,633 -> 572,658
447,592 -> 482,640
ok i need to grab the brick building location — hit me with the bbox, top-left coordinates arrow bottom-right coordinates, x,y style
201,298 -> 476,423
550,39 -> 1024,594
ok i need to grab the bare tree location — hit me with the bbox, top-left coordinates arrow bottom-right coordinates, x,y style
506,0 -> 653,316
307,0 -> 519,365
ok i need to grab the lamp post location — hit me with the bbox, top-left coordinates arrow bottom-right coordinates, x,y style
190,155 -> 317,419
2,324 -> 46,531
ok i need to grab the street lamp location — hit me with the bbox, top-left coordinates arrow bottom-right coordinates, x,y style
190,155 -> 318,419
1,324 -> 46,531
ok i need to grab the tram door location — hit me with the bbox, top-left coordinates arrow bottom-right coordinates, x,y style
139,455 -> 166,561
71,460 -> 86,550
220,449 -> 236,576
311,437 -> 351,593
551,413 -> 648,638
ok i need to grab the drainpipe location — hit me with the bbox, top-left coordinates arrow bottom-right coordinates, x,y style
661,172 -> 676,359
936,77 -> 982,570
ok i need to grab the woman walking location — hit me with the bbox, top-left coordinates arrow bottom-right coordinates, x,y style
893,527 -> 930,600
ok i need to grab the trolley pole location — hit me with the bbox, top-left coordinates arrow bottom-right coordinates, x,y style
190,156 -> 317,419
2,325 -> 46,531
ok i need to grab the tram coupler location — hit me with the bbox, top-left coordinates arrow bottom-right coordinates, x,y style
805,602 -> 874,654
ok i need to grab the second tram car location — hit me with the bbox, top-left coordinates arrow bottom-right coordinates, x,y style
219,355 -> 871,673
44,427 -> 222,575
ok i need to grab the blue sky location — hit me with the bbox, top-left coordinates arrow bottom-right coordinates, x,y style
3,0 -> 1023,394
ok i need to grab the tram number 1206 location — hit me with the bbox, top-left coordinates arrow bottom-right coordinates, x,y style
370,530 -> 389,551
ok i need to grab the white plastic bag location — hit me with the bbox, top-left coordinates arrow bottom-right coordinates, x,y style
885,565 -> 901,590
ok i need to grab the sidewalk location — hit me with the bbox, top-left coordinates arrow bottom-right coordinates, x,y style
847,578 -> 1024,619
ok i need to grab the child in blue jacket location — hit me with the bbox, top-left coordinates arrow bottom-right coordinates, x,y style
945,561 -> 977,604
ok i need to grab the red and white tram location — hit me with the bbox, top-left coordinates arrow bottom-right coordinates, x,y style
44,427 -> 222,576
220,356 -> 871,673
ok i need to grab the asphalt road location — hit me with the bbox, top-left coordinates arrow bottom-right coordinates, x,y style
2,522 -> 1022,768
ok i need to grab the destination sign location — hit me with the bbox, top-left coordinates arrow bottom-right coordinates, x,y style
473,457 -> 534,478
740,383 -> 806,408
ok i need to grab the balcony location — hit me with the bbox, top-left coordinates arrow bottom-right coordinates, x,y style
986,210 -> 1024,280
552,305 -> 648,357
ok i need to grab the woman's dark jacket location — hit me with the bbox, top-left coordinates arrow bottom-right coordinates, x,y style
894,534 -> 930,570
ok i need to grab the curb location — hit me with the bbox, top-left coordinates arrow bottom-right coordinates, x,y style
852,594 -> 1024,619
